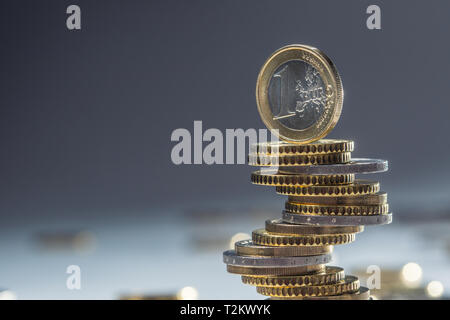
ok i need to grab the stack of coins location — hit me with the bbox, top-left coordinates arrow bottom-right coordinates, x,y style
223,45 -> 391,300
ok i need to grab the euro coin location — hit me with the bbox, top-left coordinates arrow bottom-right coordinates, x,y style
256,275 -> 360,297
265,219 -> 363,235
256,44 -> 343,144
223,250 -> 331,267
278,158 -> 388,175
251,171 -> 355,186
250,139 -> 354,155
285,202 -> 389,216
241,266 -> 345,287
276,180 -> 379,196
288,191 -> 388,205
248,152 -> 351,166
269,286 -> 370,300
282,210 -> 393,226
235,240 -> 332,257
227,264 -> 325,276
252,229 -> 356,246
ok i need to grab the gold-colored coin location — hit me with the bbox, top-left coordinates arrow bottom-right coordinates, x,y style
256,44 -> 343,144
235,240 -> 332,257
248,152 -> 351,166
265,219 -> 363,235
251,171 -> 355,186
252,229 -> 355,247
227,264 -> 325,276
241,266 -> 344,287
285,202 -> 389,216
269,286 -> 370,300
250,140 -> 354,155
288,191 -> 388,205
256,275 -> 360,297
276,180 -> 379,196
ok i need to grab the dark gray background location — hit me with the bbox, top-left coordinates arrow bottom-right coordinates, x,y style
1,0 -> 449,222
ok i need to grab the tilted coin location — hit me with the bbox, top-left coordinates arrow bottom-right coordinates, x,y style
227,264 -> 325,276
288,191 -> 388,205
256,44 -> 343,144
276,179 -> 379,196
250,140 -> 354,155
282,210 -> 393,226
248,152 -> 351,166
235,240 -> 333,257
251,170 -> 355,186
278,158 -> 388,175
269,286 -> 370,300
256,275 -> 360,297
265,219 -> 363,235
252,229 -> 355,246
223,250 -> 331,267
241,266 -> 345,287
285,202 -> 389,216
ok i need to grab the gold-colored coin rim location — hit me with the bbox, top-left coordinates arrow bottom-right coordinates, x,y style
265,219 -> 364,235
241,266 -> 345,287
252,229 -> 356,247
227,264 -> 325,276
256,275 -> 360,297
256,44 -> 343,144
235,240 -> 333,257
251,139 -> 354,155
251,171 -> 355,186
269,286 -> 370,300
285,202 -> 389,216
248,152 -> 351,166
276,179 -> 380,196
288,191 -> 388,205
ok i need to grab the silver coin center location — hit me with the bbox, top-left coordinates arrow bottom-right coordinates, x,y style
268,60 -> 326,130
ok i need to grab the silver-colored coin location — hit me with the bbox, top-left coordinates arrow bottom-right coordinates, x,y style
278,158 -> 388,175
223,250 -> 332,267
282,210 -> 393,226
265,219 -> 364,235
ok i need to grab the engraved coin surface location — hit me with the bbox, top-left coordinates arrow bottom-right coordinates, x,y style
256,44 -> 343,144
